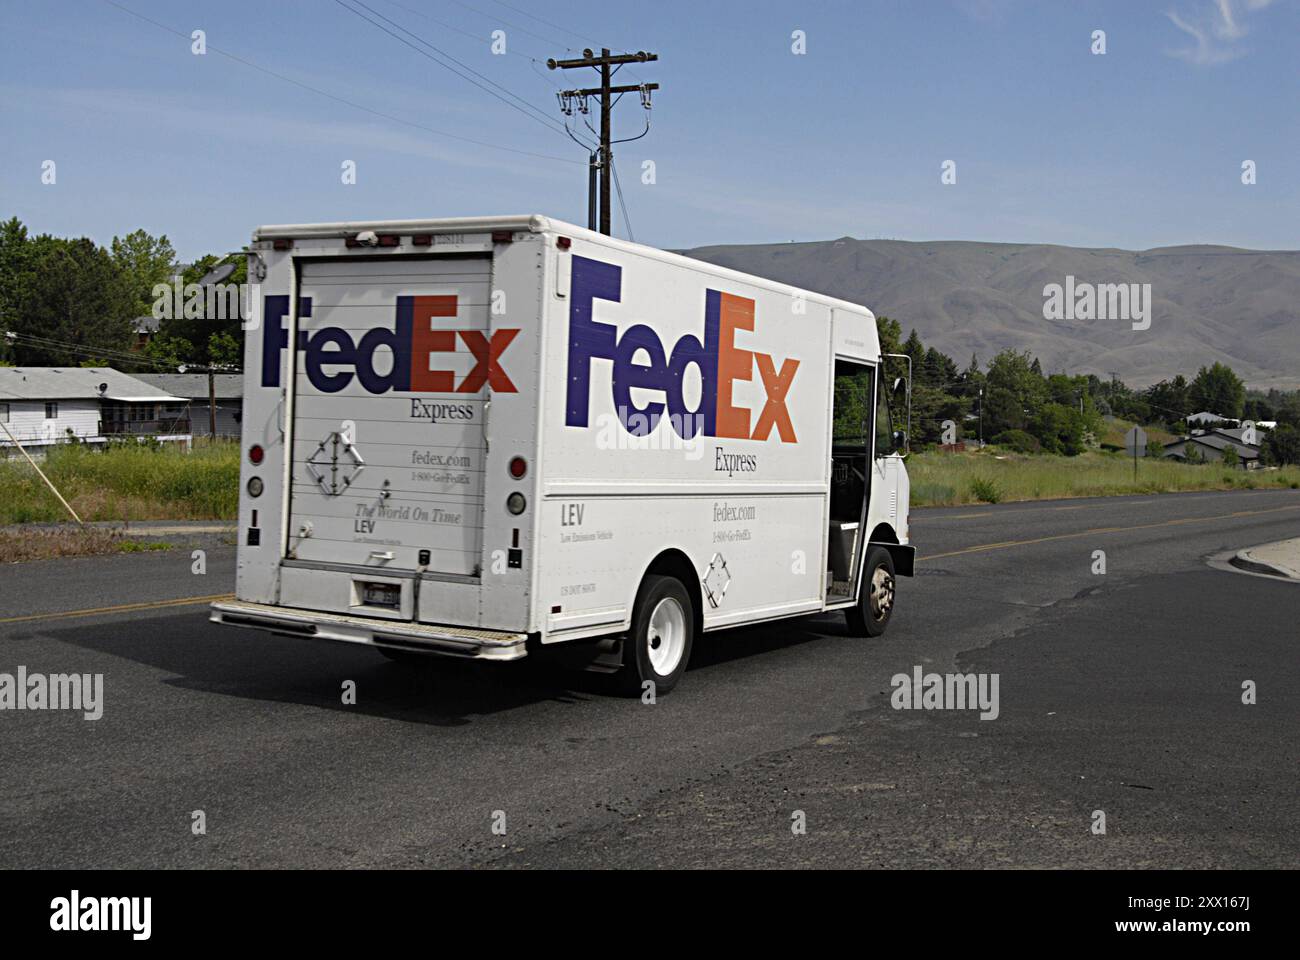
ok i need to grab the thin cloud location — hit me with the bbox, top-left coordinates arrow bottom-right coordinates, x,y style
1166,0 -> 1276,65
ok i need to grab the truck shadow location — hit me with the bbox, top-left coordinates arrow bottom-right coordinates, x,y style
34,610 -> 591,727
33,606 -> 848,725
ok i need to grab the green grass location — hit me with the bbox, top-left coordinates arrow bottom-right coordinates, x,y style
1097,416 -> 1179,450
909,447 -> 1300,507
3,437 -> 1296,526
0,440 -> 240,524
116,540 -> 173,553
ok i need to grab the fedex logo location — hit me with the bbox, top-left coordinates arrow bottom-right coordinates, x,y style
261,294 -> 518,394
565,256 -> 799,442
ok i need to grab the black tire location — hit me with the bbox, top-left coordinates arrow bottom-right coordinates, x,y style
617,574 -> 695,696
845,545 -> 896,638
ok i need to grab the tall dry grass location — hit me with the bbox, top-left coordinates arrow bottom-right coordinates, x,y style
909,449 -> 1300,507
0,440 -> 240,523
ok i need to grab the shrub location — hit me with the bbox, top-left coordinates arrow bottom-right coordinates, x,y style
990,430 -> 1041,455
969,476 -> 1003,504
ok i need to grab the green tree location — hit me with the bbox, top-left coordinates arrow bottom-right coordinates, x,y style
152,253 -> 248,367
1031,402 -> 1087,455
8,236 -> 136,365
1263,425 -> 1300,466
875,316 -> 902,356
207,331 -> 242,368
142,332 -> 194,370
1189,362 -> 1246,419
110,228 -> 177,320
984,350 -> 1048,434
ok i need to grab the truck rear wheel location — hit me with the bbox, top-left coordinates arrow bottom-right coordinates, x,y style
618,574 -> 694,696
845,545 -> 895,638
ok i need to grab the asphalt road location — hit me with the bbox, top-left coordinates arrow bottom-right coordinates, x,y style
2,489 -> 1297,868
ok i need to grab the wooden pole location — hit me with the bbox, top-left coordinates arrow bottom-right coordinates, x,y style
0,419 -> 83,525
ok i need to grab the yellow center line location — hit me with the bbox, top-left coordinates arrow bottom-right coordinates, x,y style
914,490 -> 1291,522
918,504 -> 1300,562
0,593 -> 234,626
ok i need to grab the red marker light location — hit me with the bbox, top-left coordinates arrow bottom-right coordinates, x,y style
509,456 -> 527,479
556,236 -> 572,250
249,444 -> 264,465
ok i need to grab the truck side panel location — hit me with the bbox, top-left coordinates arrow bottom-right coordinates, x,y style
533,234 -> 837,639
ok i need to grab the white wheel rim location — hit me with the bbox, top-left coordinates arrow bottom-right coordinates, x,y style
646,597 -> 686,676
869,565 -> 894,622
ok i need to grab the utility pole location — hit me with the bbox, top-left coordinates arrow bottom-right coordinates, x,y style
208,370 -> 217,439
549,48 -> 658,236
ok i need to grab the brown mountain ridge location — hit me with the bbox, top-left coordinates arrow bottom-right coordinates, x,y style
681,238 -> 1300,389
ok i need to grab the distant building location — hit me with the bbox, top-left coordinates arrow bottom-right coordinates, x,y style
133,315 -> 160,351
133,373 -> 242,438
1160,426 -> 1260,468
0,367 -> 190,455
1187,411 -> 1238,431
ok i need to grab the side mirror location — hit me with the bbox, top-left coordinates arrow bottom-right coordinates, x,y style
892,377 -> 906,396
892,429 -> 907,453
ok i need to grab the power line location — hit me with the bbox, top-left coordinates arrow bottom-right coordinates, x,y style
98,0 -> 582,166
484,0 -> 649,81
447,0 -> 584,53
3,331 -> 226,373
612,158 -> 633,242
381,0 -> 564,66
334,0 -> 570,140
491,0 -> 596,48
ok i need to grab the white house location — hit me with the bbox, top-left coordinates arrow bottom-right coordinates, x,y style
0,367 -> 189,456
132,373 -> 243,439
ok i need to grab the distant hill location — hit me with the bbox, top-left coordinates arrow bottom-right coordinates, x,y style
680,238 -> 1300,389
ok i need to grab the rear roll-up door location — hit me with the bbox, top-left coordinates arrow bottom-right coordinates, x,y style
286,256 -> 492,577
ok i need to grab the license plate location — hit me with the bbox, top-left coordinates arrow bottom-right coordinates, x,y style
361,582 -> 401,608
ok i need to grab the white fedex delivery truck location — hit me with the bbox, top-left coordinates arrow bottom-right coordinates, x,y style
211,215 -> 913,694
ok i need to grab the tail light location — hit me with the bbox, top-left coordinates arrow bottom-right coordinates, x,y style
249,444 -> 264,465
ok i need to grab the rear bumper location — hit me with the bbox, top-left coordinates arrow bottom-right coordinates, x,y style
209,600 -> 529,661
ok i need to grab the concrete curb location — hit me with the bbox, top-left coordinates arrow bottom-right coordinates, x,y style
1229,540 -> 1300,581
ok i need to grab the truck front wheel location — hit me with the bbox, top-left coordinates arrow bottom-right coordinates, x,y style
618,574 -> 694,696
845,545 -> 896,638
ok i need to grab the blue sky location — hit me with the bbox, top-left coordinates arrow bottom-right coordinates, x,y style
2,0 -> 1297,260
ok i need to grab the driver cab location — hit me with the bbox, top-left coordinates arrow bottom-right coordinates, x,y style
827,358 -> 905,602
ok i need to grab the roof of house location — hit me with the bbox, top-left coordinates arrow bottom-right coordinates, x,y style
133,373 -> 243,399
1187,411 -> 1235,423
1209,426 -> 1259,446
0,367 -> 183,402
1162,431 -> 1260,458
